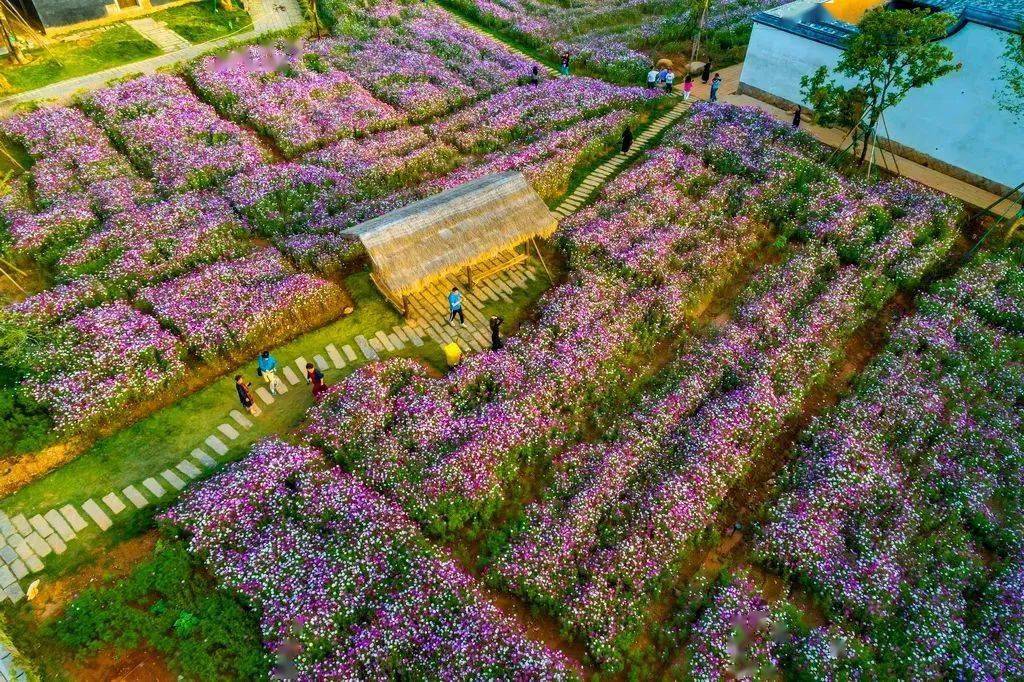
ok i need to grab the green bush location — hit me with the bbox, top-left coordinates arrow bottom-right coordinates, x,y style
50,540 -> 269,680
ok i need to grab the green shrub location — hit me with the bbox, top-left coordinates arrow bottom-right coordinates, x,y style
50,540 -> 270,680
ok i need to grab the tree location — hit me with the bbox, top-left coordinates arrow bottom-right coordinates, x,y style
997,27 -> 1024,117
801,7 -> 960,165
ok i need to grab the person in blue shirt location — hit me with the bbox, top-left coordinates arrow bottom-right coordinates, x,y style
448,286 -> 465,326
257,350 -> 283,395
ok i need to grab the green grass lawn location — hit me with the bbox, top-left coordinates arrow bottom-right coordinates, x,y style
0,25 -> 161,94
0,265 -> 552,584
157,0 -> 253,44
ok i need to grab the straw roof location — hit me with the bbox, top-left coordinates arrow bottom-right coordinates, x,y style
346,172 -> 557,297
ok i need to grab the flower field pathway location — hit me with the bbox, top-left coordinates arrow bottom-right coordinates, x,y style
552,95 -> 692,219
0,0 -> 303,111
0,260 -> 542,603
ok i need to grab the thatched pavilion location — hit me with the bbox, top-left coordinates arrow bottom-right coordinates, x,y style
346,171 -> 557,316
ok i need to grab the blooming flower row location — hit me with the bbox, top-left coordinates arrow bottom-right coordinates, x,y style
754,247 -> 1024,679
80,74 -> 267,192
136,247 -> 349,360
163,438 -> 582,680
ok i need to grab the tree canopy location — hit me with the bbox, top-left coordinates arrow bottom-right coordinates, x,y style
801,7 -> 959,164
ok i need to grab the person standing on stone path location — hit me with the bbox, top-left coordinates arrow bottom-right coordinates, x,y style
701,62 -> 712,84
490,315 -> 505,351
448,286 -> 465,326
792,105 -> 802,129
682,73 -> 693,100
257,350 -> 283,395
305,362 -> 327,400
235,375 -> 258,415
647,66 -> 658,89
710,73 -> 722,102
621,125 -> 633,153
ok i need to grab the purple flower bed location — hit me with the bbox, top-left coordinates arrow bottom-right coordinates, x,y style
136,248 -> 348,360
21,302 -> 186,432
189,44 -> 406,157
430,78 -> 654,153
80,74 -> 266,192
0,105 -> 153,216
56,192 -> 246,294
164,438 -> 581,679
755,247 -> 1024,678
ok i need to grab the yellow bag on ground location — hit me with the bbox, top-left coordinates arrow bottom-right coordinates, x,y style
443,342 -> 463,367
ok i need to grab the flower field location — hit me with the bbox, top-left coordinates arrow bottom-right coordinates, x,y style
440,0 -> 789,82
165,439 -> 581,679
0,0 -> 653,439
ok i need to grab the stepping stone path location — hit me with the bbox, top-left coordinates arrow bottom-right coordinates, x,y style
142,478 -> 166,498
342,344 -> 358,362
218,423 -> 240,440
205,435 -> 229,455
162,470 -> 186,491
81,500 -> 112,531
177,460 -> 202,479
552,96 -> 691,219
102,493 -> 127,514
230,410 -> 253,429
192,449 -> 216,467
123,486 -> 148,509
326,344 -> 345,368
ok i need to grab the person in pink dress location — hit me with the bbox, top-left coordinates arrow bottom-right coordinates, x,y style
683,74 -> 694,101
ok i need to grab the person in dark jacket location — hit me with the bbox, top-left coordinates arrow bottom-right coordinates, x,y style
701,61 -> 712,84
305,362 -> 327,400
529,64 -> 540,86
792,105 -> 802,129
560,53 -> 570,76
621,125 -> 633,153
489,315 -> 504,351
236,375 -> 257,415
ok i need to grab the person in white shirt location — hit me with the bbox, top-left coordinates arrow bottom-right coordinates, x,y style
646,67 -> 658,89
664,69 -> 675,93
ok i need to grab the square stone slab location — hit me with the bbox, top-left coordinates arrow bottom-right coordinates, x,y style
25,533 -> 51,558
294,356 -> 308,373
11,515 -> 30,536
122,486 -> 148,509
60,505 -> 88,532
326,344 -> 345,369
256,386 -> 275,404
26,555 -> 44,573
314,354 -> 329,371
283,366 -> 300,385
191,449 -> 216,468
229,410 -> 253,429
81,500 -> 112,531
161,470 -> 186,490
10,559 -> 27,580
43,510 -> 75,541
142,478 -> 166,498
5,582 -> 24,603
102,493 -> 127,514
177,460 -> 202,479
342,344 -> 358,362
0,546 -> 16,564
0,566 -> 15,588
46,535 -> 66,554
217,423 -> 240,440
205,435 -> 228,456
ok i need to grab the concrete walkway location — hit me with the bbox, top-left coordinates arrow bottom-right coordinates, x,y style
127,17 -> 191,52
694,64 -> 1019,217
0,0 -> 304,110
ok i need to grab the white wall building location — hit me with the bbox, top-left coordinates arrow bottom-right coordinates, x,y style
739,0 -> 1024,194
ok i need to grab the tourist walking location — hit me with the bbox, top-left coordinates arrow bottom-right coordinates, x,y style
657,67 -> 668,85
235,375 -> 258,416
305,362 -> 327,400
448,286 -> 465,326
792,105 -> 802,129
256,350 -> 283,395
490,315 -> 504,351
701,61 -> 712,84
664,69 -> 675,93
560,53 -> 570,76
710,73 -> 722,102
621,125 -> 633,153
646,66 -> 658,89
682,74 -> 692,100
